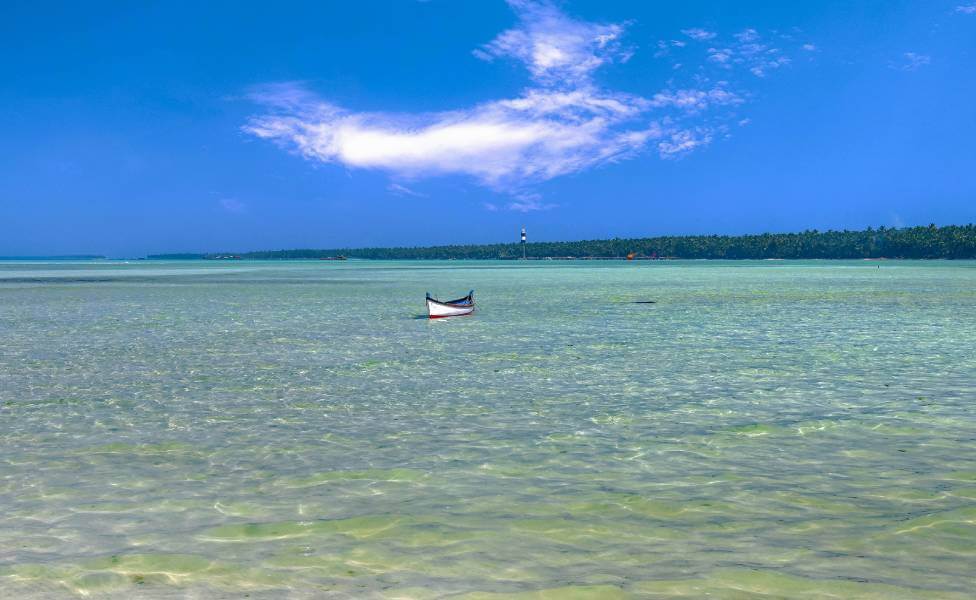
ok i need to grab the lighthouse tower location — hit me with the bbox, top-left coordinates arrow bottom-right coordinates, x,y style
520,227 -> 527,260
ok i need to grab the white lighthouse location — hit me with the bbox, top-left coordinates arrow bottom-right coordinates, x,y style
520,227 -> 527,259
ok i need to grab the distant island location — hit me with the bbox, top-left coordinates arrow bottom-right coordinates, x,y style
147,224 -> 976,260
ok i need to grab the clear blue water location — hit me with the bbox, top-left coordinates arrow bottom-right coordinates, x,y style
1,260 -> 974,598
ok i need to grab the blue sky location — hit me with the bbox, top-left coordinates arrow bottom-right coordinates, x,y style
1,0 -> 974,256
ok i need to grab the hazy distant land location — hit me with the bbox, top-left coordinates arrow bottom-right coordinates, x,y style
0,255 -> 106,261
148,224 -> 976,260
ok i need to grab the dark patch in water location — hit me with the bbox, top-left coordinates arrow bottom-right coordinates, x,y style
0,278 -> 118,284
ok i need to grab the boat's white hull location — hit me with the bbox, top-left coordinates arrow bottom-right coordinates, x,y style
426,298 -> 475,318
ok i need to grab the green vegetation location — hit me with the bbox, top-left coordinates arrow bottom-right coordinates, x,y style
147,224 -> 976,260
141,253 -> 207,260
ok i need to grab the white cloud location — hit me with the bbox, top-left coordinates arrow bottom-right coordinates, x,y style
750,56 -> 791,78
507,192 -> 557,212
734,29 -> 760,43
658,130 -> 712,158
956,4 -> 976,14
474,0 -> 629,86
219,198 -> 246,213
682,28 -> 716,41
649,86 -> 743,112
802,43 -> 817,51
707,47 -> 733,64
246,82 -> 662,190
702,29 -> 794,77
245,3 -> 796,209
899,52 -> 931,71
387,183 -> 427,198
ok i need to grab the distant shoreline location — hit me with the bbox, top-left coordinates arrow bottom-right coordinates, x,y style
139,256 -> 915,262
0,255 -> 106,261
146,224 -> 976,261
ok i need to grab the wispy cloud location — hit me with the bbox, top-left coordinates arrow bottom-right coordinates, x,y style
701,28 -> 794,77
956,4 -> 976,14
682,28 -> 716,41
507,192 -> 557,212
734,28 -> 760,43
245,2 -> 800,210
472,0 -> 631,86
707,47 -> 733,64
246,81 -> 661,193
898,52 -> 931,71
386,183 -> 427,198
649,85 -> 743,112
658,129 -> 712,158
219,198 -> 246,213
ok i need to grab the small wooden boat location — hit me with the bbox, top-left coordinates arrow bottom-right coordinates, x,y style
426,290 -> 475,319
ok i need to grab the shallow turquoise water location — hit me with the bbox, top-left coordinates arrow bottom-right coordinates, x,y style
1,260 -> 975,598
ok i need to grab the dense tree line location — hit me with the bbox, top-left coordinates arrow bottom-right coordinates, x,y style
147,224 -> 976,260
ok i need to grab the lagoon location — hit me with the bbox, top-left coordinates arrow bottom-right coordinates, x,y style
1,260 -> 975,598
